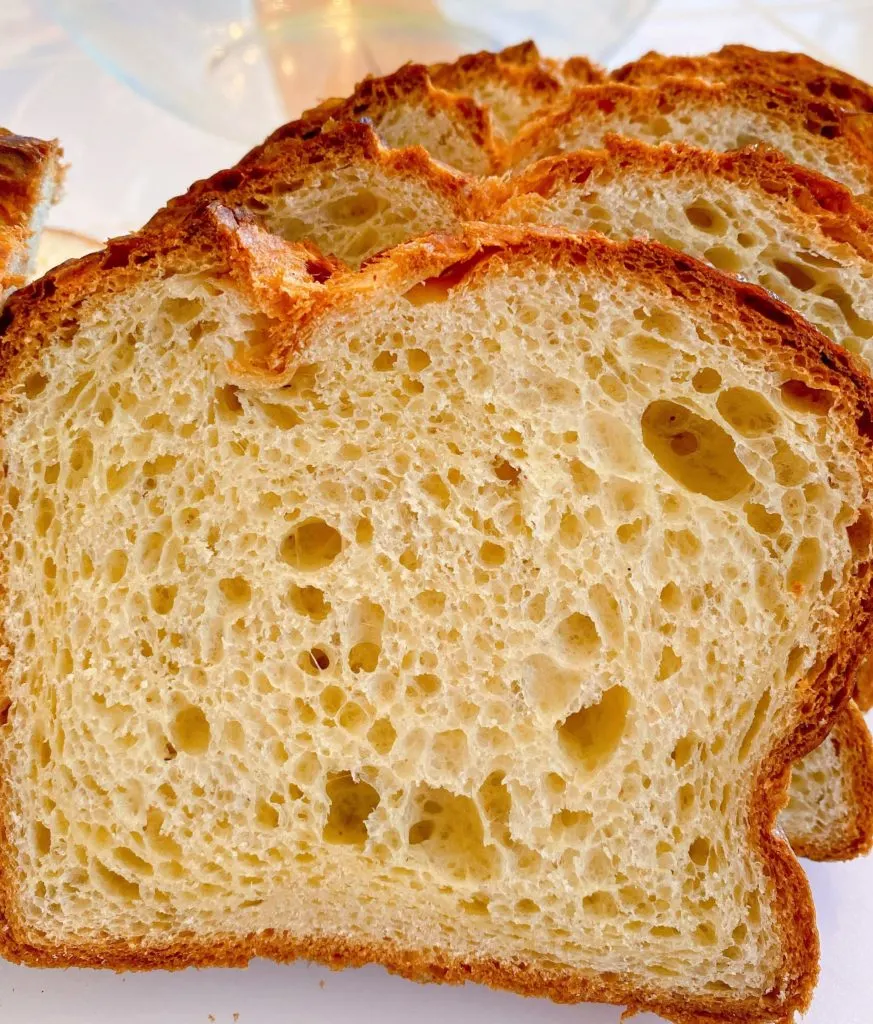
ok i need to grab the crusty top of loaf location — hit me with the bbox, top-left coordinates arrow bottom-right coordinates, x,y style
508,77 -> 873,194
503,134 -> 873,264
146,121 -> 480,238
256,63 -> 503,175
613,45 -> 873,114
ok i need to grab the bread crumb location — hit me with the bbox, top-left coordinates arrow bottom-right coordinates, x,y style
233,1016 -> 240,1022
319,979 -> 326,989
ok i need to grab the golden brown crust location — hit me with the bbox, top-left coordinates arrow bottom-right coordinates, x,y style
790,702 -> 873,861
560,56 -> 605,86
245,64 -> 503,176
0,131 -> 63,292
508,78 -> 873,194
144,120 -> 480,240
613,45 -> 873,115
4,218 -> 873,1022
500,134 -> 873,264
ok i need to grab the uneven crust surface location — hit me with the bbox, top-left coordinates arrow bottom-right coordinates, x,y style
613,45 -> 873,115
2,220 -> 873,1024
280,64 -> 504,176
508,79 -> 873,197
146,123 -> 479,268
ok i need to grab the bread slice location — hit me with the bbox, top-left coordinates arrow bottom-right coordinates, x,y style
509,78 -> 873,196
780,701 -> 873,861
427,50 -> 566,141
497,137 -> 873,860
146,122 -> 479,267
260,64 -> 503,176
4,210 -> 873,1022
428,47 -> 603,141
613,44 -> 873,115
0,130 -> 63,300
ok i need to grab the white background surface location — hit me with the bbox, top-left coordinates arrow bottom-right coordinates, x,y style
0,1 -> 872,1021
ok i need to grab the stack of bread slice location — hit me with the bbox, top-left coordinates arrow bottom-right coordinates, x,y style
1,41 -> 872,1024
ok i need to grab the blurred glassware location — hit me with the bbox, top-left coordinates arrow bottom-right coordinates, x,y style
42,0 -> 655,145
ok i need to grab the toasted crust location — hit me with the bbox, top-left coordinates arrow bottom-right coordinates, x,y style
508,78 -> 873,195
0,131 -> 63,292
244,64 -> 503,176
3,216 -> 873,1022
790,702 -> 873,861
144,120 -> 481,240
501,134 -> 873,263
560,56 -> 605,86
613,45 -> 873,115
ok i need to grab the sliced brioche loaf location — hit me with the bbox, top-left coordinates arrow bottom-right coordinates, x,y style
268,64 -> 502,176
147,122 -> 478,267
613,45 -> 873,115
509,79 -> 873,197
3,212 -> 873,1022
0,130 -> 63,300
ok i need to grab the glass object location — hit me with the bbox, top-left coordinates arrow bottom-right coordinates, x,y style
43,0 -> 655,145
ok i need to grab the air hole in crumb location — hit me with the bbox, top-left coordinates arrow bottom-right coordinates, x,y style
407,348 -> 431,372
780,379 -> 834,416
658,646 -> 682,680
556,613 -> 600,661
323,772 -> 380,846
280,518 -> 342,571
744,503 -> 783,536
558,686 -> 630,771
150,585 -> 177,615
689,837 -> 711,867
367,718 -> 396,755
479,541 -> 506,567
716,388 -> 780,437
171,705 -> 210,756
373,350 -> 397,372
407,786 -> 495,881
692,368 -> 721,393
494,459 -> 520,484
787,537 -> 822,594
288,584 -> 330,621
24,372 -> 48,399
219,576 -> 252,605
422,473 -> 451,508
739,690 -> 771,761
349,642 -> 380,674
847,509 -> 873,558
642,400 -> 752,501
